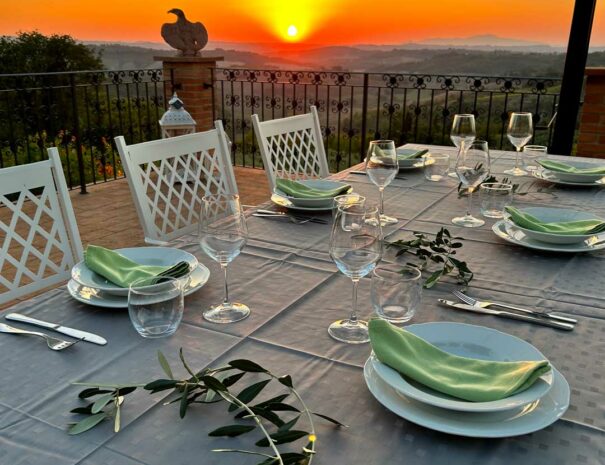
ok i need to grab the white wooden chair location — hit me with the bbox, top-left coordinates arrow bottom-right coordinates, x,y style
115,120 -> 238,245
0,148 -> 83,306
252,106 -> 330,192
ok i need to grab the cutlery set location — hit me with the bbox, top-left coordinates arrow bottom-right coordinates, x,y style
439,290 -> 577,331
252,209 -> 328,224
0,312 -> 106,351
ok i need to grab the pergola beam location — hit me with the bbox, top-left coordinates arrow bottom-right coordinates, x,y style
550,0 -> 597,155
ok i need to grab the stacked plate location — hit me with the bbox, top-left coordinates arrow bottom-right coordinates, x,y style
396,148 -> 431,170
493,206 -> 605,253
271,179 -> 351,211
364,322 -> 569,437
68,247 -> 210,308
533,159 -> 605,186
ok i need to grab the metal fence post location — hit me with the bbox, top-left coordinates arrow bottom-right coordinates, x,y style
69,74 -> 87,194
360,73 -> 369,162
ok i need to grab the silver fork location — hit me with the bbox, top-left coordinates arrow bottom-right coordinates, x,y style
452,290 -> 577,324
0,323 -> 79,351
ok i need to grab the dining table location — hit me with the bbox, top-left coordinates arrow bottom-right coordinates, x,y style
1,144 -> 604,465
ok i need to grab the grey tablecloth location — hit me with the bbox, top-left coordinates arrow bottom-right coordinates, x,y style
1,145 -> 605,465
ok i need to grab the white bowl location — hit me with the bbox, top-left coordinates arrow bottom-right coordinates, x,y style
505,206 -> 604,244
72,247 -> 199,296
273,179 -> 351,208
397,148 -> 428,168
543,159 -> 605,183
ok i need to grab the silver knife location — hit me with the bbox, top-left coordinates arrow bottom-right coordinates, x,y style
5,313 -> 107,345
437,299 -> 574,331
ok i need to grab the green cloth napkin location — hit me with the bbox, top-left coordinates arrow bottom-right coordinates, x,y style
538,159 -> 605,175
397,148 -> 429,160
369,319 -> 551,402
275,178 -> 351,199
505,206 -> 605,235
84,245 -> 190,288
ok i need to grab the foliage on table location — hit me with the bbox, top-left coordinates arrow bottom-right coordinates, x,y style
388,227 -> 473,288
68,349 -> 346,465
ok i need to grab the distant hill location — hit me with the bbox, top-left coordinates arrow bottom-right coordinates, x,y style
89,42 -> 605,77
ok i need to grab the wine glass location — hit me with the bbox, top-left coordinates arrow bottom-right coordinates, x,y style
449,114 -> 476,177
452,140 -> 491,228
365,140 -> 398,226
198,194 -> 250,323
504,112 -> 533,176
329,204 -> 382,344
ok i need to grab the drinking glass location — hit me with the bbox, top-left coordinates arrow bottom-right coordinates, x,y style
365,140 -> 398,226
449,114 -> 476,178
452,140 -> 491,227
128,276 -> 184,338
424,153 -> 450,182
523,144 -> 547,173
504,112 -> 533,176
198,194 -> 250,323
371,264 -> 422,323
479,182 -> 513,219
333,193 -> 366,217
329,204 -> 382,344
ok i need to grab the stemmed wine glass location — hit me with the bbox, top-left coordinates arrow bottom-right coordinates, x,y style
452,140 -> 491,228
329,204 -> 382,344
504,112 -> 533,176
365,140 -> 398,226
449,114 -> 476,177
198,194 -> 250,323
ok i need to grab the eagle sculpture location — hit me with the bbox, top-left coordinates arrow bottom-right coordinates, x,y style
161,9 -> 208,57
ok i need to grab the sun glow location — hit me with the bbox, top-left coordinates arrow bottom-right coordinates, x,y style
287,25 -> 298,38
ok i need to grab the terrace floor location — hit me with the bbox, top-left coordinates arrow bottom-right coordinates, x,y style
0,167 -> 269,309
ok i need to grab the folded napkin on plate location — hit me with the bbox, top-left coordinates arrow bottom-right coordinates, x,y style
84,245 -> 190,288
397,148 -> 429,160
369,319 -> 551,402
275,178 -> 351,199
537,159 -> 605,175
505,206 -> 605,235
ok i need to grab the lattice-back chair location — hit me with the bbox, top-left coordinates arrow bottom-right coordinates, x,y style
0,148 -> 83,306
115,121 -> 238,245
252,106 -> 330,192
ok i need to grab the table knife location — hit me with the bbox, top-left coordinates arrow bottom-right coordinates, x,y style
437,299 -> 574,331
5,313 -> 107,345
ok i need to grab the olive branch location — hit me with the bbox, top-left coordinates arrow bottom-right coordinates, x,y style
68,349 -> 346,465
388,227 -> 473,288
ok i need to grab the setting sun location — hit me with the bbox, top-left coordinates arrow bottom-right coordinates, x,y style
287,25 -> 298,38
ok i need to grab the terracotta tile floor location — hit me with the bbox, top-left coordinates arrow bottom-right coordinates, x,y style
0,167 -> 269,309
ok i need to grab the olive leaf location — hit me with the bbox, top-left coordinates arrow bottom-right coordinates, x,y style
157,350 -> 174,379
68,413 -> 107,435
228,379 -> 271,412
255,430 -> 309,447
208,425 -> 257,437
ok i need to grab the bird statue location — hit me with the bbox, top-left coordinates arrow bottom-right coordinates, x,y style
161,9 -> 208,57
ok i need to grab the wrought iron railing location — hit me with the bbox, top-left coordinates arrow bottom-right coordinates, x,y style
0,69 -> 172,193
212,69 -> 561,171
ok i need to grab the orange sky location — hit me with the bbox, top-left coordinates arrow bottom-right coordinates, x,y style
1,0 -> 604,46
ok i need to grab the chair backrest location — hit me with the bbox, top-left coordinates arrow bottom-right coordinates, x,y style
115,120 -> 238,244
252,106 -> 330,192
0,148 -> 83,305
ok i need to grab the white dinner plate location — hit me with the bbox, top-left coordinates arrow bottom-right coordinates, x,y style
273,179 -> 351,208
67,263 -> 210,308
270,193 -> 335,211
364,359 -> 569,438
369,322 -> 553,413
539,159 -> 605,183
397,148 -> 428,169
533,168 -> 605,187
72,247 -> 199,296
504,207 -> 605,245
493,220 -> 605,253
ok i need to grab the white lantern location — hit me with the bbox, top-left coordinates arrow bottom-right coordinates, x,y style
159,93 -> 196,138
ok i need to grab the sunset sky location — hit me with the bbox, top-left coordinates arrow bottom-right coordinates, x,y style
1,0 -> 604,46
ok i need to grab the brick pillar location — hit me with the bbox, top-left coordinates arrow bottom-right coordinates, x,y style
154,54 -> 224,131
577,68 -> 605,158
